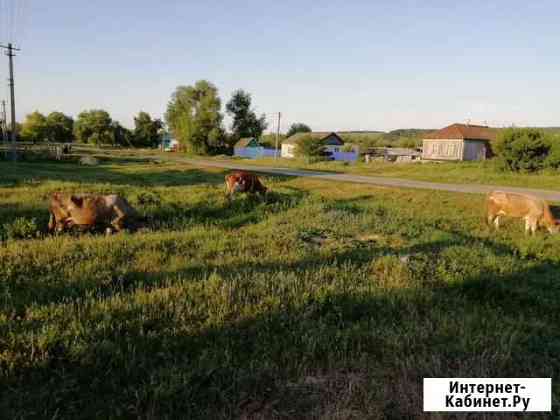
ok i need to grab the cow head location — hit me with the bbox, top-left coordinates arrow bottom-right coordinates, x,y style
232,180 -> 244,193
548,220 -> 560,234
48,192 -> 72,233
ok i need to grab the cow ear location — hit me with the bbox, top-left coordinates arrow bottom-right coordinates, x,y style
70,195 -> 83,206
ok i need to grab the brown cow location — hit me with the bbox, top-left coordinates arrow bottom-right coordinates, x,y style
486,191 -> 559,235
48,192 -> 73,233
225,171 -> 267,200
48,193 -> 140,234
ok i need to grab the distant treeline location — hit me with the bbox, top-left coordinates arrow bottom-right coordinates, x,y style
4,110 -> 163,148
338,129 -> 433,149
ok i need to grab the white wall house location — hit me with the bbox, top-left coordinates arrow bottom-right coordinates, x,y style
281,143 -> 297,158
161,133 -> 179,151
281,132 -> 344,158
422,123 -> 496,161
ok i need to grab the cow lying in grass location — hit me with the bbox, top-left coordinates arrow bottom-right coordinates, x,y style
48,192 -> 140,234
225,171 -> 268,201
486,191 -> 559,235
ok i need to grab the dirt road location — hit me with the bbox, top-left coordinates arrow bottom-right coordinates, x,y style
180,158 -> 560,201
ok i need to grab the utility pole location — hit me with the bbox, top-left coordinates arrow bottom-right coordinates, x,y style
0,43 -> 20,161
1,100 -> 7,157
275,112 -> 281,159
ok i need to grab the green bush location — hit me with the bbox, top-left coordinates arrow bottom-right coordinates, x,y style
3,217 -> 39,240
133,191 -> 161,206
495,128 -> 555,172
545,136 -> 560,169
295,134 -> 326,162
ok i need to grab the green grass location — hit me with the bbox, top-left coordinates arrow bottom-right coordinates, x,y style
1,158 -> 560,419
204,155 -> 560,192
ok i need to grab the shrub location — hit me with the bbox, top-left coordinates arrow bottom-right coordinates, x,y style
3,217 -> 39,240
494,128 -> 553,172
545,136 -> 560,169
397,137 -> 421,148
133,191 -> 161,206
295,134 -> 326,162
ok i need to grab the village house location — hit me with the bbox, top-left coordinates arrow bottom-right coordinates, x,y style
422,123 -> 497,161
160,133 -> 179,152
364,147 -> 422,163
281,132 -> 344,159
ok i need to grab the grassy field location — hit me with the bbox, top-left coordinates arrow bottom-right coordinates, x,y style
1,157 -> 560,419
205,156 -> 560,192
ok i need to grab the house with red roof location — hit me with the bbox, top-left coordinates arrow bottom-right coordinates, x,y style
422,123 -> 497,161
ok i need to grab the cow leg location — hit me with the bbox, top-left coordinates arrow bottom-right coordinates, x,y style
530,218 -> 538,235
111,206 -> 126,232
493,216 -> 500,230
524,217 -> 531,235
48,212 -> 55,233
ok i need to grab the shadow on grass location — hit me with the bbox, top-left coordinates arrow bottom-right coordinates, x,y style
145,187 -> 310,231
2,182 -> 559,418
0,187 -> 312,312
2,240 -> 559,419
0,203 -> 51,234
0,161 -> 229,188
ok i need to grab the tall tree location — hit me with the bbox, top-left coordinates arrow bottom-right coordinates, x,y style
286,123 -> 311,138
165,80 -> 226,154
225,89 -> 267,140
20,111 -> 48,142
112,122 -> 134,147
74,110 -> 114,145
132,111 -> 163,148
46,112 -> 74,142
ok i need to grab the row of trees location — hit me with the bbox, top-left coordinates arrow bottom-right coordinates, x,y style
14,110 -> 163,147
164,80 -> 314,154
14,81 -> 314,153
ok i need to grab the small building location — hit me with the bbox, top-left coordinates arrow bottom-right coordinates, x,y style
422,123 -> 496,161
234,137 -> 260,151
364,147 -> 422,163
234,137 -> 263,158
281,132 -> 344,159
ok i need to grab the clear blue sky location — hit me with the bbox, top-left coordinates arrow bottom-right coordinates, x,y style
5,0 -> 560,132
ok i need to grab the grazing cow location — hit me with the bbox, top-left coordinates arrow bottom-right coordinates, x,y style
48,192 -> 73,233
225,171 -> 267,200
48,193 -> 140,234
486,191 -> 559,235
